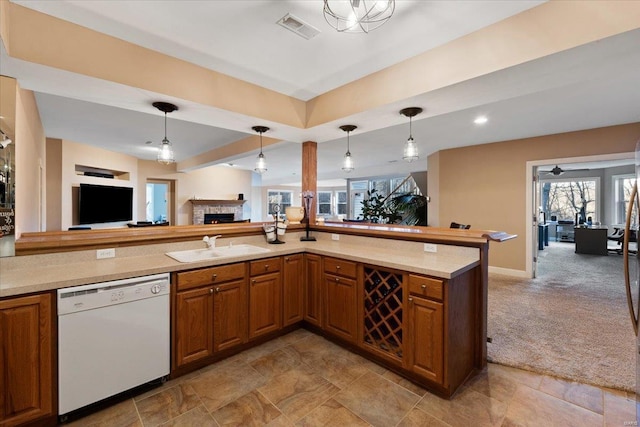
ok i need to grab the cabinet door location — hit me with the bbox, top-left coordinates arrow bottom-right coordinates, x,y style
213,279 -> 248,352
304,254 -> 323,327
175,287 -> 214,367
324,273 -> 357,342
249,272 -> 282,339
283,254 -> 304,326
407,296 -> 444,385
0,293 -> 53,426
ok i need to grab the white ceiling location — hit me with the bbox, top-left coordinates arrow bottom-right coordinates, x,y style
3,0 -> 640,186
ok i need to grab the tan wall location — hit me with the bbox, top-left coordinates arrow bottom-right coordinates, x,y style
15,83 -> 45,236
430,122 -> 640,273
60,139 -> 139,230
172,166 -> 253,226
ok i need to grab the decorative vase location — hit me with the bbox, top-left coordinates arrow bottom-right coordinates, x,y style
285,206 -> 304,224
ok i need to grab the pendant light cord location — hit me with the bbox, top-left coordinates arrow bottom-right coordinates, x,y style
164,112 -> 168,140
409,116 -> 413,139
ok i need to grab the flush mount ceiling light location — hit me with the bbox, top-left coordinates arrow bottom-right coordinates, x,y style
153,101 -> 178,165
252,125 -> 269,174
323,0 -> 395,33
400,107 -> 422,162
340,125 -> 357,173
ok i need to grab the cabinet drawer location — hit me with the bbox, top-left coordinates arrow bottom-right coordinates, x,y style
177,263 -> 246,291
408,274 -> 444,301
250,257 -> 281,276
324,257 -> 357,279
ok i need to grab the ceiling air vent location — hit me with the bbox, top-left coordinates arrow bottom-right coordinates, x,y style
276,13 -> 320,40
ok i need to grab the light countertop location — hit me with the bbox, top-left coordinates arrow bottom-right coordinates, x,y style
0,232 -> 480,298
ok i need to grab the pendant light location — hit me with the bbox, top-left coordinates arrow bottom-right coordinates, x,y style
153,102 -> 178,165
252,125 -> 269,174
400,107 -> 422,162
339,125 -> 357,172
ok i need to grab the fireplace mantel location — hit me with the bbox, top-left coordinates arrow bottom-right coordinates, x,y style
189,199 -> 246,206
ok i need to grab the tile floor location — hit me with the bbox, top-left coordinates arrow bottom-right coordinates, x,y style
65,329 -> 636,427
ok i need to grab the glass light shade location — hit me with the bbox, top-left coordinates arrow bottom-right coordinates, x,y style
342,151 -> 354,172
255,152 -> 267,174
323,0 -> 395,33
403,137 -> 418,162
157,138 -> 175,164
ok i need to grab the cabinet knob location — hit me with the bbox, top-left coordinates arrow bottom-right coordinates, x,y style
336,265 -> 341,270
215,287 -> 220,294
209,288 -> 214,294
252,279 -> 256,285
212,274 -> 218,281
409,297 -> 413,303
421,284 -> 427,290
264,265 -> 269,270
286,257 -> 290,262
335,277 -> 340,282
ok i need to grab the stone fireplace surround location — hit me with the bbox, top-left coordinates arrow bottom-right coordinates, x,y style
190,199 -> 246,225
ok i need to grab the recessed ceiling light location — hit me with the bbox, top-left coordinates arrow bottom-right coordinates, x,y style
474,116 -> 488,125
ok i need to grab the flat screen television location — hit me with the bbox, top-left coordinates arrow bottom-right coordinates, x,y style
78,183 -> 133,225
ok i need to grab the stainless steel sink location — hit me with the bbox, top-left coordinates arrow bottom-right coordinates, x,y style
166,244 -> 271,263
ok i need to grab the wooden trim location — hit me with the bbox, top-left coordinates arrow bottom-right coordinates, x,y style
189,199 -> 246,206
301,142 -> 317,225
15,221 -> 511,256
15,223 -> 303,256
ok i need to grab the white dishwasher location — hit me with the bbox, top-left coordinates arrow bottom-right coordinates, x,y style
57,273 -> 170,418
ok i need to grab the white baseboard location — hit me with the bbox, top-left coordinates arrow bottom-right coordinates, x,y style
488,266 -> 530,278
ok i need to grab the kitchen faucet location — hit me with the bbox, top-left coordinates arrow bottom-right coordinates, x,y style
203,235 -> 222,249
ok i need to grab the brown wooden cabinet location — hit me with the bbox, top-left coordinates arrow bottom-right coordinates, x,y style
213,279 -> 247,352
249,257 -> 282,340
406,293 -> 444,385
0,293 -> 54,426
282,254 -> 304,327
304,253 -> 323,327
174,263 -> 247,368
175,286 -> 214,366
404,271 -> 476,392
323,257 -> 357,343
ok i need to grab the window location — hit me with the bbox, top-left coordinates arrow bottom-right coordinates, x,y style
337,191 -> 347,215
348,176 -> 421,220
614,174 -> 636,225
317,191 -> 332,215
267,190 -> 292,216
540,178 -> 599,223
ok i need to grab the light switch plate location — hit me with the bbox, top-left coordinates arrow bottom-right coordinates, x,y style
331,234 -> 340,241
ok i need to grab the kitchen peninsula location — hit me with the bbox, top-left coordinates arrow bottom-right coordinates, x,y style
0,223 -> 514,426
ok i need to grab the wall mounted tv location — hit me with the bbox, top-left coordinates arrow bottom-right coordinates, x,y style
78,183 -> 133,225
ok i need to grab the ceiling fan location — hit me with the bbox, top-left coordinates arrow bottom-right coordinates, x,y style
539,165 -> 590,176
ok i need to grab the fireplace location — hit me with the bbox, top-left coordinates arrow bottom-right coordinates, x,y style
204,213 -> 236,224
190,199 -> 246,225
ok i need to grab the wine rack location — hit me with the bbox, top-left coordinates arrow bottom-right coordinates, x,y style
363,267 -> 403,360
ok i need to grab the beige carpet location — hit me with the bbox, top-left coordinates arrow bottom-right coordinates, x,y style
487,241 -> 636,392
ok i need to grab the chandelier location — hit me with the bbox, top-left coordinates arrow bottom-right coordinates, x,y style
323,0 -> 395,33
